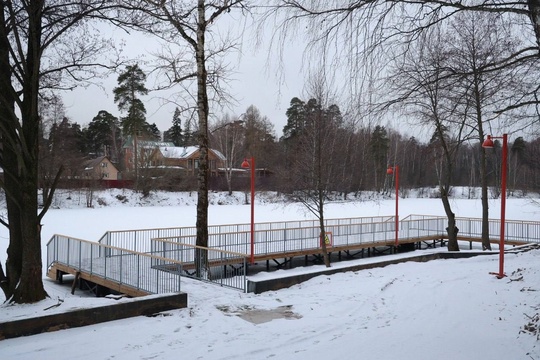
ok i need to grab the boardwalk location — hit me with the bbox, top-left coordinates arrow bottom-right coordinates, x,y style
47,215 -> 540,294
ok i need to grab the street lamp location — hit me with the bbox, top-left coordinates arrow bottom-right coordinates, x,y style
482,134 -> 508,279
386,165 -> 399,251
241,157 -> 255,265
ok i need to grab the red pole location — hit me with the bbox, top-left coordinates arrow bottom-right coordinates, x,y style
250,157 -> 255,265
498,135 -> 507,278
395,165 -> 399,249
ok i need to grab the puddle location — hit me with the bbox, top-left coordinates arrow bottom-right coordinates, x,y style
218,305 -> 302,324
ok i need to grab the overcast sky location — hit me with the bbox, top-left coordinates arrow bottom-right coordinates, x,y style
61,12 -> 308,139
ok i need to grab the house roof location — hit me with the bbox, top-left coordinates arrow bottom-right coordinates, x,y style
123,136 -> 174,149
158,146 -> 226,161
212,149 -> 226,161
82,156 -> 117,171
159,146 -> 198,159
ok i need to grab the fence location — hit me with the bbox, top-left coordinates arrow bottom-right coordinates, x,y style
151,238 -> 248,292
148,219 -> 398,261
48,215 -> 540,295
47,235 -> 182,295
152,215 -> 540,262
402,215 -> 540,243
97,216 -> 395,253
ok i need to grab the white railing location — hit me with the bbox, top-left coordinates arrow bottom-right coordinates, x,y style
47,215 -> 540,294
47,235 -> 182,294
151,239 -> 248,292
97,216 -> 395,253
148,220 -> 397,259
402,215 -> 540,243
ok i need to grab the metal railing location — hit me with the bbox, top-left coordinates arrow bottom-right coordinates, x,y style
149,220 -> 397,260
402,215 -> 540,243
97,216 -> 395,253
152,216 -> 540,261
47,215 -> 540,295
47,235 -> 182,294
151,238 -> 248,292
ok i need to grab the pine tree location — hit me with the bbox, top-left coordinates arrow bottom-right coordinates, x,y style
164,107 -> 184,146
282,97 -> 306,140
370,125 -> 389,191
113,64 -> 149,136
82,110 -> 121,160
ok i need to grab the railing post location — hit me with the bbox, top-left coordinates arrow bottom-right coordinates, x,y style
54,235 -> 58,267
90,244 -> 93,274
66,237 -> 70,266
244,257 -> 247,293
137,253 -> 140,290
78,241 -> 82,271
156,257 -> 160,293
119,249 -> 123,285
178,262 -> 182,292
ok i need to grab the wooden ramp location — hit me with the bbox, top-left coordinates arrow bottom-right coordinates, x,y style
47,262 -> 151,297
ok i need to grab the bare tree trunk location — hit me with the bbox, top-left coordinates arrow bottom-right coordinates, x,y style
441,191 -> 459,251
226,171 -> 233,195
528,0 -> 540,50
195,0 -> 209,276
318,192 -> 330,267
5,0 -> 48,303
0,1 -> 22,299
0,136 -> 23,300
480,144 -> 492,250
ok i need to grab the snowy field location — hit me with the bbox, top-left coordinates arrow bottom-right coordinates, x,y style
1,189 -> 540,359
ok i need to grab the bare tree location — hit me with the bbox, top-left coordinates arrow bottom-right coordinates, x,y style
444,12 -> 526,250
0,1 -> 125,304
210,115 -> 245,195
283,76 -> 346,267
126,0 -> 247,276
389,25 -> 468,250
268,1 -> 540,130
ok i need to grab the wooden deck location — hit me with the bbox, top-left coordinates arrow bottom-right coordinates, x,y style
47,262 -> 151,297
47,232 -> 530,295
250,234 -> 527,262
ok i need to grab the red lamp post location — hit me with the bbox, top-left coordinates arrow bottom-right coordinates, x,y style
241,157 -> 255,265
387,165 -> 399,251
482,134 -> 508,279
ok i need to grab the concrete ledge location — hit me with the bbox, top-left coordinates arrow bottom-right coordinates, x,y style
248,251 -> 493,294
0,292 -> 188,340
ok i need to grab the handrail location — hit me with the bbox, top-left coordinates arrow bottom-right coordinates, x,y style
96,215 -> 395,253
152,237 -> 248,258
47,214 -> 540,294
149,239 -> 247,292
47,235 -> 183,294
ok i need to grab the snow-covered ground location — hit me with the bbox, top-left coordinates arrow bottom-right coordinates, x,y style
1,189 -> 539,359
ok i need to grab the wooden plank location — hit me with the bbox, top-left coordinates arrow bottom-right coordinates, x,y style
248,234 -> 530,263
48,263 -> 150,297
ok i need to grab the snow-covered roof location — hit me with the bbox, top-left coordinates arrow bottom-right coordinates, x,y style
159,146 -> 198,159
212,149 -> 226,161
122,136 -> 175,149
159,146 -> 226,160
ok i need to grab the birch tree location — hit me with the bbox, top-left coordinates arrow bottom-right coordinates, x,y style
128,0 -> 246,275
211,115 -> 245,195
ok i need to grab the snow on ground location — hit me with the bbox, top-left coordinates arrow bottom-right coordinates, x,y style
0,189 -> 540,359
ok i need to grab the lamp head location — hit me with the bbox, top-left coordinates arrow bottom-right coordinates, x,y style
482,135 -> 495,149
